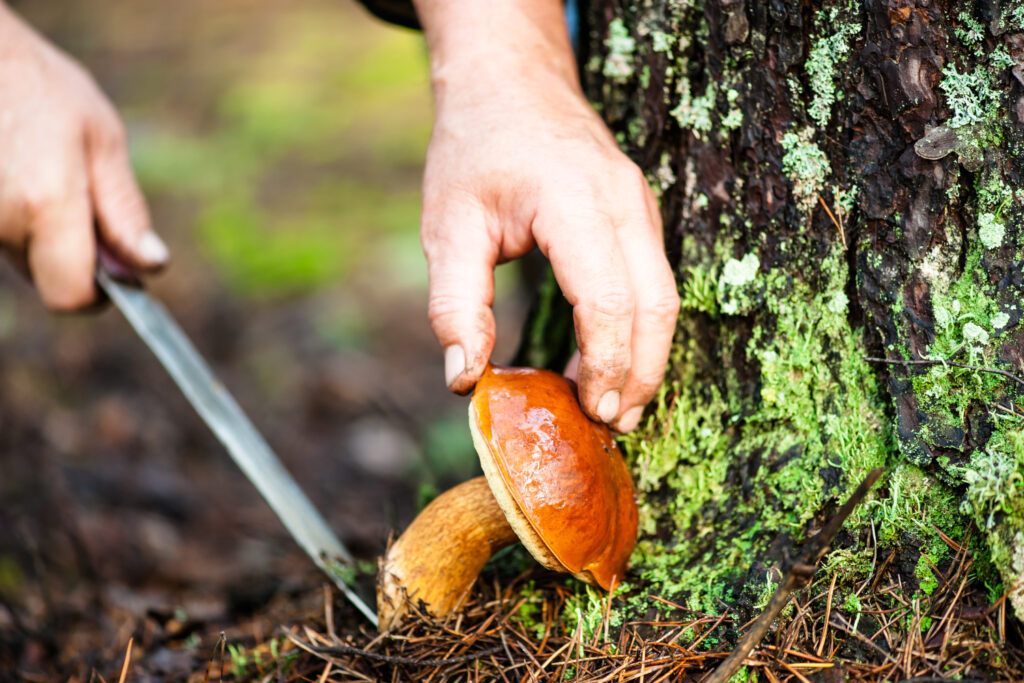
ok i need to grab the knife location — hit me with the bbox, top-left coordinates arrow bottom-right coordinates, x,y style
96,254 -> 378,627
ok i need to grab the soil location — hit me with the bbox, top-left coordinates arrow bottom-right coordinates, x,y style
0,1 -> 527,679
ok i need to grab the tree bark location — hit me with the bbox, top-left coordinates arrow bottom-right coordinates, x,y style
523,0 -> 1024,623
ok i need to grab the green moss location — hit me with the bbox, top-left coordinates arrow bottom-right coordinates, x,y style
0,555 -> 22,593
620,247 -> 895,615
729,667 -> 752,683
680,264 -> 719,315
905,179 -> 1024,612
960,429 -> 1024,615
911,244 -> 1021,445
869,463 -> 963,562
579,0 -> 1024,631
639,65 -> 652,89
916,556 -> 939,595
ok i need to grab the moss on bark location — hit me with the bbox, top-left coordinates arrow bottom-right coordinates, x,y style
516,0 -> 1024,628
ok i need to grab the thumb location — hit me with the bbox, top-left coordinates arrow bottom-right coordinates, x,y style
87,120 -> 168,271
423,203 -> 498,394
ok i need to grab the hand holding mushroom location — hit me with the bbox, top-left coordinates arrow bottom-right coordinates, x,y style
413,0 -> 680,433
377,365 -> 638,631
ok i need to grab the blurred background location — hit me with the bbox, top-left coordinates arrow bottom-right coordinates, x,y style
0,0 -> 527,676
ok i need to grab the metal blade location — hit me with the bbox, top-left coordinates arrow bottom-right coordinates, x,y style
97,269 -> 378,627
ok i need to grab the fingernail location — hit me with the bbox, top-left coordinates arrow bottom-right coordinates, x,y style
444,345 -> 466,387
137,232 -> 169,265
563,351 -> 581,382
618,406 -> 644,433
596,391 -> 620,423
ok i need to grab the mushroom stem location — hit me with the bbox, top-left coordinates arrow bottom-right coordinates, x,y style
377,476 -> 518,631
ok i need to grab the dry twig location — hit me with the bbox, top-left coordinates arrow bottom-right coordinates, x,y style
704,468 -> 883,683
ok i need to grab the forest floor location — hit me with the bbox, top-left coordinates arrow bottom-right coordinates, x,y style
2,1 -> 1024,681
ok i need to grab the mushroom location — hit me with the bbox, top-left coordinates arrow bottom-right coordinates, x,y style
377,364 -> 638,631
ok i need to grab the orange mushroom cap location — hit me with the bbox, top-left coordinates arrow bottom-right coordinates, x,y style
469,364 -> 638,590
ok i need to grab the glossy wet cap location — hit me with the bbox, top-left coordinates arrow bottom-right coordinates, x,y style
468,365 -> 638,589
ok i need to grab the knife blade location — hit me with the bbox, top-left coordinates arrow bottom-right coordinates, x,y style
96,263 -> 378,627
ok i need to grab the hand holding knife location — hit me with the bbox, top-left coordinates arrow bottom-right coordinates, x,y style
96,249 -> 378,627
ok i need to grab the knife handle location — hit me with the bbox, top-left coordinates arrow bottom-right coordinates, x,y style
96,243 -> 142,286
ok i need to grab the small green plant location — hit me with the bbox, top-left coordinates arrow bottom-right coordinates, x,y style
512,582 -> 549,640
916,557 -> 939,596
227,643 -> 249,679
680,265 -> 718,314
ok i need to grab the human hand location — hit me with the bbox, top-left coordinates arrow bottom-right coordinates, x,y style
416,1 -> 679,433
0,4 -> 167,310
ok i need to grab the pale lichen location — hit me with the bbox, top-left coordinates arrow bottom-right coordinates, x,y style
953,9 -> 985,49
828,289 -> 849,315
603,18 -> 636,82
805,8 -> 861,128
718,252 -> 760,315
721,253 -> 759,287
939,64 -> 997,129
959,429 -> 1024,617
651,30 -> 673,54
722,88 -> 743,130
978,212 -> 1006,250
647,152 -> 677,198
962,321 -> 990,347
781,129 -> 831,212
671,80 -> 716,137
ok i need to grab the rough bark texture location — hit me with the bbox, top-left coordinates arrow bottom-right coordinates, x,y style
525,0 -> 1024,626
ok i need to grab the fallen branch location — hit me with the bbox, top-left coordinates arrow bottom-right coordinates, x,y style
704,468 -> 883,683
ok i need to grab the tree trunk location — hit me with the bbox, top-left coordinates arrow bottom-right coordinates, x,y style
523,0 -> 1024,624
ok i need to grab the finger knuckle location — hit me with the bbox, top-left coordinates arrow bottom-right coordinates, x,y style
579,354 -> 631,387
619,161 -> 647,188
631,372 -> 667,402
102,181 -> 147,224
427,293 -> 465,325
97,117 -> 128,154
642,286 -> 682,323
19,187 -> 63,223
578,288 -> 635,324
45,282 -> 95,312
